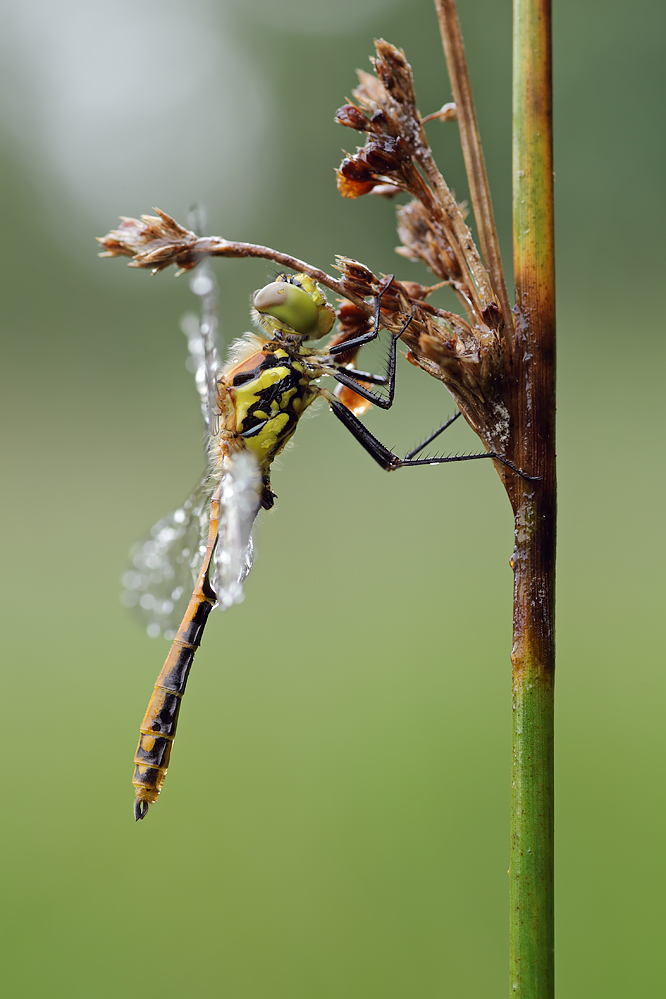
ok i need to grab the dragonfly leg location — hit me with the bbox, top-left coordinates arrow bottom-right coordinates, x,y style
329,325 -> 408,410
325,391 -> 401,469
328,274 -> 396,357
326,275 -> 415,409
325,391 -> 538,480
403,411 -> 463,458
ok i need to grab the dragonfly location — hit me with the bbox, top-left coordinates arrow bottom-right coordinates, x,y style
125,270 -> 524,820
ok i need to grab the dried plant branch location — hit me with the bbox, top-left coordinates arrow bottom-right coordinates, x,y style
100,212 -> 409,334
336,42 -> 494,318
99,204 -> 512,472
434,0 -> 514,339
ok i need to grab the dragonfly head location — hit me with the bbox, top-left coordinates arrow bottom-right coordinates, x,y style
252,273 -> 335,341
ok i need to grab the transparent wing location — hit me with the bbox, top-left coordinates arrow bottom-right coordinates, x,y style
180,209 -> 222,431
121,475 -> 217,640
213,450 -> 262,609
122,451 -> 261,636
125,210 -> 229,637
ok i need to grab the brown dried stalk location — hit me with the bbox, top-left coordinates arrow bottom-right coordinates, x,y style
434,0 -> 513,337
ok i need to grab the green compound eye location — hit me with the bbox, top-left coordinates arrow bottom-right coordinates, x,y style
253,281 -> 320,336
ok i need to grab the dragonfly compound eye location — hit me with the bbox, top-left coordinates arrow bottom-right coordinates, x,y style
253,281 -> 321,336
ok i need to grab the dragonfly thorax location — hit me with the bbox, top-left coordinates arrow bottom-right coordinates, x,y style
214,339 -> 321,510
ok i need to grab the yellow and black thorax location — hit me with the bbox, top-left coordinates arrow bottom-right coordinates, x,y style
220,342 -> 321,509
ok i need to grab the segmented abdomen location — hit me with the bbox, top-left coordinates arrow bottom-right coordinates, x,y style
132,572 -> 216,819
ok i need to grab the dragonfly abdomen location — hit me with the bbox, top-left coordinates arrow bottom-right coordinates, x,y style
132,570 -> 217,819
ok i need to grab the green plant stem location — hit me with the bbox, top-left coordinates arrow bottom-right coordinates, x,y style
509,0 -> 556,995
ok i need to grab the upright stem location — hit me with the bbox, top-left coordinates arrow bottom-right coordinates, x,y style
509,0 -> 556,995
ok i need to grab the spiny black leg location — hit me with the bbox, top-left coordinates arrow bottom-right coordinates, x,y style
328,275 -> 395,357
327,275 -> 415,409
399,452 -> 540,480
404,411 -> 463,459
330,326 -> 406,410
327,392 -> 539,480
331,368 -> 389,386
327,393 -> 401,470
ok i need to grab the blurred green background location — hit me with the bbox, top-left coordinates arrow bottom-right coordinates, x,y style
1,0 -> 663,995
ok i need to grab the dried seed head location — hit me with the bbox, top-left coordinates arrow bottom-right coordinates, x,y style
97,208 -> 199,272
336,133 -> 414,199
334,104 -> 371,132
334,256 -> 377,298
336,157 -> 377,198
396,200 -> 463,283
421,103 -> 458,124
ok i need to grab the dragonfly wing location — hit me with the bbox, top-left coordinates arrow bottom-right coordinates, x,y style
181,259 -> 223,432
212,450 -> 262,609
121,474 -> 217,639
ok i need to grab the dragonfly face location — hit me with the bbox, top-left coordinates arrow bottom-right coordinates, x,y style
251,272 -> 335,339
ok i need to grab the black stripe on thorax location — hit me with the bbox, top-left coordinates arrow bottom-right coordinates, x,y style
232,348 -> 297,387
238,357 -> 316,440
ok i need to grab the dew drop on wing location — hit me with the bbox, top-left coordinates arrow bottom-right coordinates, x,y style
212,451 -> 262,610
122,475 -> 218,638
181,257 -> 222,432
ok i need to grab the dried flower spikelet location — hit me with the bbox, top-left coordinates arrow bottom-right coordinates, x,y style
335,42 -> 426,201
418,331 -> 464,366
395,200 -> 462,283
97,208 -> 199,272
333,258 -> 416,344
372,278 -> 404,318
335,156 -> 377,198
408,311 -> 458,355
335,104 -> 371,132
371,41 -> 420,123
353,68 -> 389,110
334,256 -> 378,299
336,134 -> 412,199
400,281 -> 428,302
421,103 -> 458,125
